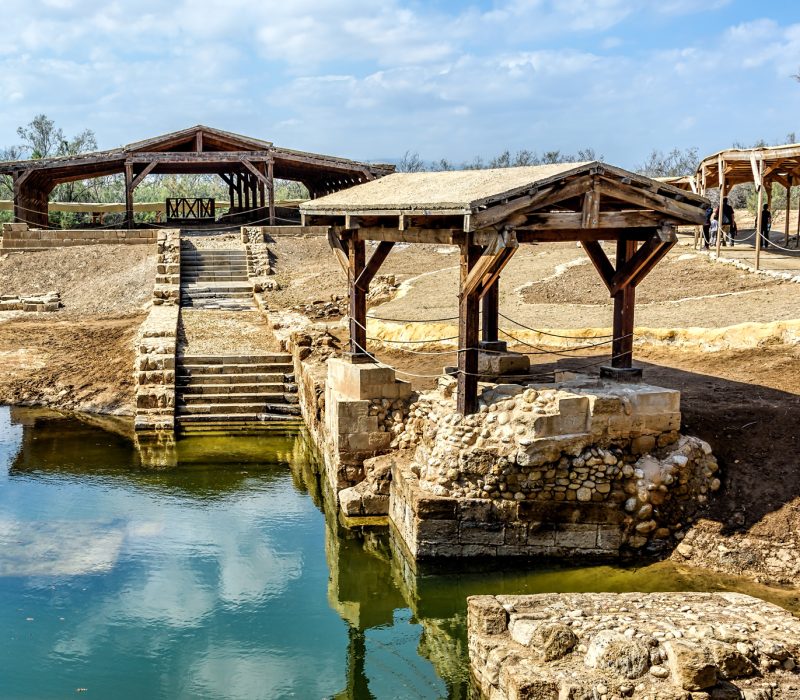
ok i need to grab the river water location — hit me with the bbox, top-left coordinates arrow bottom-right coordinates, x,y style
1,405 -> 797,699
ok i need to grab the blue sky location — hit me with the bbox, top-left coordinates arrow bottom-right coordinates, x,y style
1,0 -> 799,169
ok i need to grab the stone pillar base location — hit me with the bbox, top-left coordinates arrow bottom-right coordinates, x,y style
599,365 -> 643,382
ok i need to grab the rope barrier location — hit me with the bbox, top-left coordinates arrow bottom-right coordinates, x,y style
367,313 -> 460,323
498,311 -> 614,339
758,232 -> 800,253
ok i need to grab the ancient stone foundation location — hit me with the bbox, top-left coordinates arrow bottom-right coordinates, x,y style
323,358 -> 413,490
389,375 -> 719,560
1,223 -> 158,251
468,592 -> 800,699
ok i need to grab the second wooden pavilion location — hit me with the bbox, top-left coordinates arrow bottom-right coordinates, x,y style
300,162 -> 708,415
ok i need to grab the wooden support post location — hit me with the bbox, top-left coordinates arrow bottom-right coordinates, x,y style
457,240 -> 481,415
611,239 -> 637,369
195,130 -> 203,152
124,160 -> 134,229
225,173 -> 235,211
268,159 -> 275,226
243,173 -> 251,211
755,159 -> 764,271
796,191 -> 800,247
715,158 -> 725,258
348,237 -> 368,359
258,162 -> 266,209
480,278 -> 504,350
235,174 -> 243,210
784,175 -> 793,247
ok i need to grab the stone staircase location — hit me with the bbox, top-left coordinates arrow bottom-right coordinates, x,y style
180,246 -> 256,310
176,353 -> 301,431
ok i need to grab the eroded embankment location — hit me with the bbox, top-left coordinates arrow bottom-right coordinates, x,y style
0,244 -> 157,415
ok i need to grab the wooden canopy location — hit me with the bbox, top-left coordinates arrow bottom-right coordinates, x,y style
301,162 -> 708,414
696,142 -> 800,261
0,125 -> 393,227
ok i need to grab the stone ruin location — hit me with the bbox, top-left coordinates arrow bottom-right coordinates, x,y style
468,592 -> 800,699
0,291 -> 61,312
387,373 -> 719,560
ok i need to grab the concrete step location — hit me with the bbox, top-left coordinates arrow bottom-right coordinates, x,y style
181,276 -> 250,282
178,382 -> 290,394
177,402 -> 301,416
181,292 -> 254,300
180,302 -> 256,310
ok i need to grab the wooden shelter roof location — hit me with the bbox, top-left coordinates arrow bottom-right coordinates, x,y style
302,161 -> 708,243
697,142 -> 800,190
0,124 -> 394,185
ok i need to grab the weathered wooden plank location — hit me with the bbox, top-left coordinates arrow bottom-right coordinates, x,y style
611,239 -> 638,369
327,230 -> 351,278
130,161 -> 157,190
457,241 -> 481,415
351,227 -> 461,245
609,236 -> 665,295
349,238 -> 367,357
581,179 -> 600,228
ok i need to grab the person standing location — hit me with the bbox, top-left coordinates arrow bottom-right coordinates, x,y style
760,202 -> 772,249
702,205 -> 713,249
712,197 -> 736,247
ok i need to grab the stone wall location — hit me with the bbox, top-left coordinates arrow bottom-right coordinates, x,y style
134,230 -> 180,432
241,226 -> 279,296
1,223 -> 158,251
389,374 -> 719,560
152,230 -> 181,306
468,592 -> 800,699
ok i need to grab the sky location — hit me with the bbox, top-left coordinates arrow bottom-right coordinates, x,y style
1,0 -> 799,169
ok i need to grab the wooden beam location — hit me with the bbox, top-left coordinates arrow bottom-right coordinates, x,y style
124,161 -> 134,229
581,241 -> 615,291
354,241 -> 394,291
597,178 -> 706,224
481,278 -> 500,345
785,175 -> 793,247
327,230 -> 351,278
716,159 -> 726,257
609,236 -> 675,296
755,158 -> 765,271
267,159 -> 275,225
468,177 -> 590,231
195,131 -> 203,152
581,179 -> 600,228
351,227 -> 461,245
128,150 -> 271,163
611,239 -> 637,369
457,241 -> 481,415
461,230 -> 518,299
518,210 -> 673,230
241,158 -> 270,188
514,227 -> 665,244
130,161 -> 157,190
349,238 -> 367,357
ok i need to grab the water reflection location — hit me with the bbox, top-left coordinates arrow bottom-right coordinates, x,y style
1,406 -> 798,700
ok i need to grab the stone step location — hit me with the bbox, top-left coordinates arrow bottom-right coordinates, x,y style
181,292 -> 254,300
180,302 -> 257,311
177,363 -> 295,375
177,372 -> 291,385
178,382 -> 291,394
176,414 -> 303,429
181,276 -> 250,282
177,402 -> 302,416
179,353 -> 292,363
179,392 -> 291,405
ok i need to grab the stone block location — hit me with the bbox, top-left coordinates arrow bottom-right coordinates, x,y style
416,518 -> 458,540
468,596 -> 508,635
556,395 -> 589,417
596,527 -> 623,551
554,524 -> 598,549
460,521 -> 505,545
629,387 -> 681,414
478,351 -> 530,376
414,495 -> 458,519
327,357 -> 397,400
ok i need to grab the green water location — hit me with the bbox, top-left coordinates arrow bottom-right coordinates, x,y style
1,406 -> 797,699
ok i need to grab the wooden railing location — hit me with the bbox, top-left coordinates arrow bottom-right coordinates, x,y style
166,198 -> 215,221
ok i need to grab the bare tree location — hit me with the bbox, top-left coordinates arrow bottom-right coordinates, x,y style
637,147 -> 699,177
398,150 -> 426,173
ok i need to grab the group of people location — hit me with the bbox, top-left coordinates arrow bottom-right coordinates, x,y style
701,198 -> 772,250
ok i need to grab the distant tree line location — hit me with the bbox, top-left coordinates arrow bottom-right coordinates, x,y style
2,114 -> 798,227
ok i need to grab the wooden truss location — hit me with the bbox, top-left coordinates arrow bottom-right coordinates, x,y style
317,166 -> 704,414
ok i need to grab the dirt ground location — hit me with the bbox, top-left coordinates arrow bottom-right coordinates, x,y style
179,309 -> 279,354
0,316 -> 143,415
0,244 -> 157,415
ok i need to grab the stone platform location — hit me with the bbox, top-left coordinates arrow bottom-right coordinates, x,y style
468,592 -> 800,699
388,375 -> 719,561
